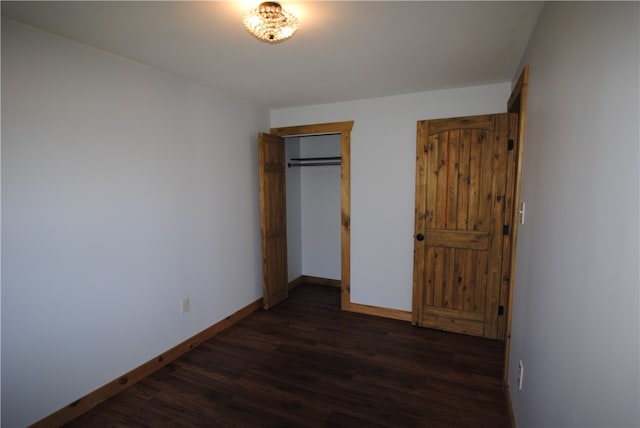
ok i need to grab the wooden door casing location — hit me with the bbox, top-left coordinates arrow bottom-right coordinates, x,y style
269,121 -> 354,310
412,113 -> 518,339
258,132 -> 288,309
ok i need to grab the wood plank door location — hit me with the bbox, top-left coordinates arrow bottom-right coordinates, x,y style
412,113 -> 517,339
258,132 -> 288,309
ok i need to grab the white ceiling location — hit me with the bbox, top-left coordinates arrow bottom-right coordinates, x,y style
1,1 -> 543,109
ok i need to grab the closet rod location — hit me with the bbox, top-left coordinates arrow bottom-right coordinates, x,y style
289,157 -> 341,162
288,162 -> 341,167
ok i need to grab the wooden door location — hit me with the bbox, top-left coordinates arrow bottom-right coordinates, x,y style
258,132 -> 288,309
412,113 -> 517,339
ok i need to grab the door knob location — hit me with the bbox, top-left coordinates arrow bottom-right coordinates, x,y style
416,233 -> 425,241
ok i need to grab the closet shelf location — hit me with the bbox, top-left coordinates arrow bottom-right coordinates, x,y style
288,156 -> 341,168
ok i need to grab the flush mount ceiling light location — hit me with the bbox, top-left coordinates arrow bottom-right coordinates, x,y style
243,2 -> 299,43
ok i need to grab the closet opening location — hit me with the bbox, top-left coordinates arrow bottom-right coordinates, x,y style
265,121 -> 354,310
285,133 -> 342,299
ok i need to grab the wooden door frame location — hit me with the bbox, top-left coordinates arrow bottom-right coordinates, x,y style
503,65 -> 529,385
270,121 -> 353,310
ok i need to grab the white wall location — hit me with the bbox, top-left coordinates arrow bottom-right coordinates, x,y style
1,18 -> 269,427
508,3 -> 639,427
285,137 -> 302,281
272,83 -> 511,310
299,134 -> 341,280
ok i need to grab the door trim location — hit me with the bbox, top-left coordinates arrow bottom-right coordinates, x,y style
270,121 -> 353,310
503,65 -> 529,385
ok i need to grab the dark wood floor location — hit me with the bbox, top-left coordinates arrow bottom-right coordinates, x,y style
65,284 -> 509,428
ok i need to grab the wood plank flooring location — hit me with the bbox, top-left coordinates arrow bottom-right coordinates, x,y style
65,284 -> 509,427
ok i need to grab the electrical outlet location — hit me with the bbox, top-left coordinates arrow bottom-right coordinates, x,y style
517,360 -> 524,390
181,297 -> 190,314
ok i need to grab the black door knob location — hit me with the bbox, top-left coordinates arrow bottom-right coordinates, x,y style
416,233 -> 425,241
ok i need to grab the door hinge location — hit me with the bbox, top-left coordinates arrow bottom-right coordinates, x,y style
498,305 -> 505,316
508,139 -> 515,150
503,224 -> 510,235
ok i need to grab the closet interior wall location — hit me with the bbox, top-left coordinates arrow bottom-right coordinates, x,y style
285,134 -> 341,283
285,137 -> 303,281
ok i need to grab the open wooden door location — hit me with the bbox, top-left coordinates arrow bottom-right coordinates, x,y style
258,132 -> 288,309
412,113 -> 517,339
